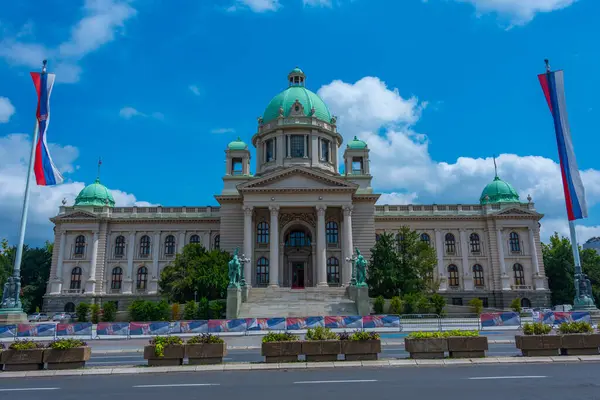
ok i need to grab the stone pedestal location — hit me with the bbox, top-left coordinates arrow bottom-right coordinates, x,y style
122,279 -> 133,295
241,285 -> 249,303
84,280 -> 96,294
533,274 -> 546,291
463,276 -> 474,291
49,280 -> 63,295
0,308 -> 27,324
501,274 -> 511,291
348,286 -> 370,316
226,287 -> 242,319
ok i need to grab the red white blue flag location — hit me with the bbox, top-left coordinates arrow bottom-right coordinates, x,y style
538,69 -> 588,221
31,70 -> 63,186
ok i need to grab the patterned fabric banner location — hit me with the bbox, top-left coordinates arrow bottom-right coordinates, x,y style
207,319 -> 248,333
96,322 -> 129,336
178,320 -> 209,334
286,317 -> 325,330
362,315 -> 400,329
17,323 -> 56,337
539,311 -> 591,325
129,322 -> 170,336
324,316 -> 363,329
56,323 -> 92,337
0,325 -> 17,338
480,312 -> 521,327
246,318 -> 286,331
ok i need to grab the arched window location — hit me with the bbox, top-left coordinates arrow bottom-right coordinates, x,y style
74,235 -> 86,256
473,264 -> 484,287
327,257 -> 340,284
445,233 -> 456,254
257,222 -> 269,244
213,235 -> 220,250
189,234 -> 200,244
396,233 -> 405,252
513,263 -> 525,286
521,298 -> 532,308
326,221 -> 339,245
111,267 -> 123,290
470,233 -> 481,253
64,302 -> 76,313
70,267 -> 82,290
256,257 -> 269,285
114,235 -> 125,257
420,233 -> 431,246
139,235 -> 151,257
286,231 -> 310,247
137,266 -> 148,290
509,232 -> 521,253
164,235 -> 176,256
448,264 -> 459,287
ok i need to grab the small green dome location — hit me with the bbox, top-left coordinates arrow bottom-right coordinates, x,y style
480,176 -> 520,205
347,136 -> 367,149
290,67 -> 304,75
74,178 -> 115,208
228,137 -> 248,150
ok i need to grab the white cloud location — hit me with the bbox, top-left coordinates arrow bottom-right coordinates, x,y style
318,76 -> 600,243
211,128 -> 236,134
0,134 -> 151,245
227,0 -> 281,12
0,97 -> 15,123
540,218 -> 600,246
0,0 -> 137,83
448,0 -> 578,25
119,107 -> 164,120
189,85 -> 201,96
303,0 -> 332,6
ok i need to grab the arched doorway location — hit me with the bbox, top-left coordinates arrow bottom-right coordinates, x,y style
520,298 -> 532,308
64,302 -> 76,313
281,222 -> 315,288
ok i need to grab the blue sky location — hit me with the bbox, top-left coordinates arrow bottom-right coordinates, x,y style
0,0 -> 599,246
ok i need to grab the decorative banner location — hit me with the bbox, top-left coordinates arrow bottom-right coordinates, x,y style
56,323 -> 92,337
96,322 -> 129,336
129,322 -> 170,336
540,311 -> 591,326
286,317 -> 325,330
324,316 -> 363,329
480,312 -> 521,327
246,318 -> 286,331
16,323 -> 56,337
207,319 -> 247,333
362,315 -> 400,329
0,325 -> 17,338
178,320 -> 209,334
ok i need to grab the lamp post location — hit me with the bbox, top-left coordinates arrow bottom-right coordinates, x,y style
194,290 -> 197,303
345,253 -> 357,287
239,253 -> 251,287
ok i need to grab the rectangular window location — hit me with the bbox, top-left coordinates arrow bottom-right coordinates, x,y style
451,298 -> 463,306
479,297 -> 489,308
351,157 -> 363,174
320,139 -> 330,162
232,158 -> 243,175
290,135 -> 304,158
265,139 -> 275,162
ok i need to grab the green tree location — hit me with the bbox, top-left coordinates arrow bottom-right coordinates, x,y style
468,298 -> 483,315
510,298 -> 522,313
102,302 -> 117,322
158,244 -> 230,303
76,303 -> 90,322
90,304 -> 100,324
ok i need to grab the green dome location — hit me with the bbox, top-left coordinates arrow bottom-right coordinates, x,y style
347,136 -> 367,149
480,176 -> 520,205
74,178 -> 115,208
290,67 -> 304,74
228,137 -> 248,150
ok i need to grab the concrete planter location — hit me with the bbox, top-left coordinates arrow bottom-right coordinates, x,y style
43,347 -> 92,370
447,336 -> 488,358
515,335 -> 561,357
261,341 -> 302,363
143,345 -> 185,366
0,349 -> 44,371
405,338 -> 448,359
341,340 -> 381,361
302,340 -> 342,362
186,343 -> 227,365
560,333 -> 600,356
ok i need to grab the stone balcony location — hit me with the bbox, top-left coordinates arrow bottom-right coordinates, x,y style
58,206 -> 221,220
374,202 -> 536,217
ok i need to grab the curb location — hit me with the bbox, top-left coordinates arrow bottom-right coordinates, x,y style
3,355 -> 600,378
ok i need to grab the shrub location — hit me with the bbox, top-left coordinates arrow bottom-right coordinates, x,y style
171,303 -> 180,321
149,336 -> 184,357
47,338 -> 87,349
187,333 -> 224,344
408,330 -> 479,339
374,296 -> 385,314
389,296 -> 403,314
208,300 -> 225,319
306,326 -> 338,340
403,293 -> 430,314
183,301 -> 198,320
338,331 -> 350,340
90,304 -> 100,324
76,303 -> 90,323
9,340 -> 44,350
349,331 -> 380,341
510,298 -> 522,313
262,332 -> 298,343
445,330 -> 479,337
128,300 -> 171,322
468,298 -> 483,315
101,302 -> 116,322
558,321 -> 593,334
197,297 -> 210,319
429,294 -> 446,316
522,322 -> 552,335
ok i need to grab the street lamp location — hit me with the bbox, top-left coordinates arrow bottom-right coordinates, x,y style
194,290 -> 197,302
345,253 -> 357,286
239,253 -> 251,287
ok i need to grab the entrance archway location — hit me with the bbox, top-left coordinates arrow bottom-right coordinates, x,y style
281,221 -> 315,288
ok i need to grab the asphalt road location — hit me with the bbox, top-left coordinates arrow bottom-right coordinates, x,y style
2,363 -> 599,399
87,343 -> 520,367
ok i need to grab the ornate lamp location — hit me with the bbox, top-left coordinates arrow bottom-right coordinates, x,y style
345,253 -> 357,286
239,253 -> 251,287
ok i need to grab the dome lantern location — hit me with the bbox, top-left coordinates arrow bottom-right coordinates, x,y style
288,67 -> 306,87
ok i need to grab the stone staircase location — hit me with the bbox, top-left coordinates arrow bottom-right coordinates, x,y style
238,287 -> 358,318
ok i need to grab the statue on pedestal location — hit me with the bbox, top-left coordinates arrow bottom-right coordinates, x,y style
355,248 -> 368,287
228,248 -> 242,289
574,273 -> 596,309
1,276 -> 21,309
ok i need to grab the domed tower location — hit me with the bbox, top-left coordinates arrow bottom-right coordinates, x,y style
252,67 -> 343,176
479,174 -> 520,205
74,178 -> 115,208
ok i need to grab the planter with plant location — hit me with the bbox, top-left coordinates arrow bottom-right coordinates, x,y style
261,332 -> 301,363
340,331 -> 381,361
143,336 -> 185,366
405,332 -> 448,359
43,339 -> 91,370
558,322 -> 600,355
446,330 -> 488,358
302,327 -> 341,362
515,322 -> 560,356
186,334 -> 226,365
1,340 -> 45,371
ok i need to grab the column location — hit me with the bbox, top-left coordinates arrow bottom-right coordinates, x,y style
269,205 -> 280,287
124,231 -> 135,294
460,229 -> 473,291
316,205 -> 328,286
256,139 -> 262,172
85,231 -> 99,293
243,205 -> 254,286
150,231 -> 160,293
178,231 -> 186,253
286,135 -> 291,157
343,206 -> 354,285
435,229 -> 447,291
529,226 -> 545,290
51,231 -> 67,294
497,228 -> 511,290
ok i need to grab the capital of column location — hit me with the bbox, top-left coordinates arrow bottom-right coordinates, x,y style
316,205 -> 327,217
343,205 -> 353,216
243,205 -> 254,216
269,205 -> 280,215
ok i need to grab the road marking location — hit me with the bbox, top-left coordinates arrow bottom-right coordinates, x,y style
133,384 -> 220,388
468,376 -> 547,380
0,388 -> 60,392
91,355 -> 142,359
294,380 -> 378,384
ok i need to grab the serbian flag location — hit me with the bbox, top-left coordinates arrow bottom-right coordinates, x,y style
538,69 -> 587,221
31,70 -> 63,186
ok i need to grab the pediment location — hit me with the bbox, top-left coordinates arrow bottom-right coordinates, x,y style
54,210 -> 99,220
494,207 -> 539,217
238,167 -> 358,192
